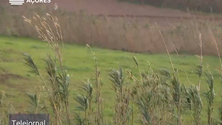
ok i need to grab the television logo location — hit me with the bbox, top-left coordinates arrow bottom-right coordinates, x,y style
9,0 -> 51,5
9,0 -> 24,5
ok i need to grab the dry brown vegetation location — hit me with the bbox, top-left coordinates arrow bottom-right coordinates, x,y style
1,4 -> 222,55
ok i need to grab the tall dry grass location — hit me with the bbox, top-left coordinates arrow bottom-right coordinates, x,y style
1,4 -> 222,56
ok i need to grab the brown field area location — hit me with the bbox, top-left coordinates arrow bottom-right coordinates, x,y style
1,0 -> 222,55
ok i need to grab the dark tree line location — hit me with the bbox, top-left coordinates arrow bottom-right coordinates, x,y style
118,0 -> 222,14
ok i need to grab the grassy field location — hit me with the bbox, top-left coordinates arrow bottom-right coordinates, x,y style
1,35 -> 222,124
1,1 -> 222,125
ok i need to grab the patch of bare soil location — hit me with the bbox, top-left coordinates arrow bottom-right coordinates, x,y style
0,73 -> 26,85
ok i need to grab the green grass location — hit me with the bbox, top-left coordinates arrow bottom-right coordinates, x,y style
0,36 -> 222,124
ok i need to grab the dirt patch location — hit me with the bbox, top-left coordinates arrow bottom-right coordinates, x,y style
0,48 -> 20,54
0,73 -> 26,84
0,49 -> 21,62
0,67 -> 7,74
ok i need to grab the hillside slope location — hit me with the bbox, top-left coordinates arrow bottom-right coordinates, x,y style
51,0 -> 190,17
0,0 -> 190,17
